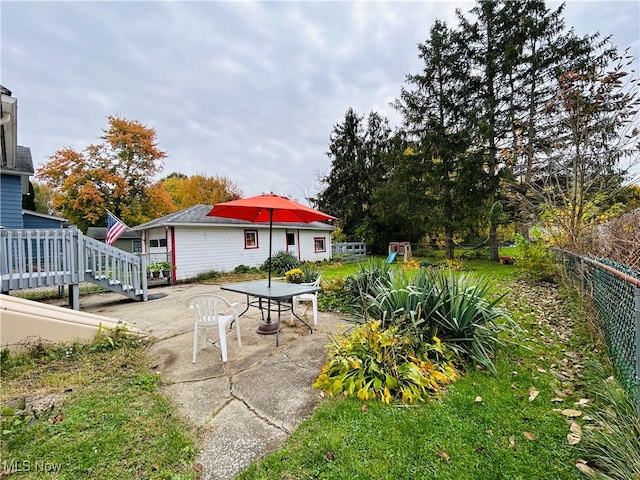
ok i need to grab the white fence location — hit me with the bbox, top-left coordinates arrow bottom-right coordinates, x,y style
332,242 -> 367,263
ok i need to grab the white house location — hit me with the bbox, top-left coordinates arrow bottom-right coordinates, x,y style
130,204 -> 335,282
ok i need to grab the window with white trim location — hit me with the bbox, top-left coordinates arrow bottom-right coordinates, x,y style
245,230 -> 258,249
314,237 -> 326,252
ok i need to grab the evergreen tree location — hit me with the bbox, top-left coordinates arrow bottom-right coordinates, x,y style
318,108 -> 392,248
394,20 -> 486,259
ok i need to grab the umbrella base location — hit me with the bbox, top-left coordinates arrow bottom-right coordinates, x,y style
257,321 -> 279,335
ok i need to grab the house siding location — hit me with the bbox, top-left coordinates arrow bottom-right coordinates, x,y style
0,175 -> 24,229
22,214 -> 64,229
172,225 -> 332,281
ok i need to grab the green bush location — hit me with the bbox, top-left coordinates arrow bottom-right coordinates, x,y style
343,259 -> 393,316
313,320 -> 458,404
264,251 -> 299,276
514,233 -> 555,281
234,264 -> 259,274
299,262 -> 320,283
357,267 -> 515,374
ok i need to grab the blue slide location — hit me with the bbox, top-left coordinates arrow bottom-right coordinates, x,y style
386,251 -> 397,263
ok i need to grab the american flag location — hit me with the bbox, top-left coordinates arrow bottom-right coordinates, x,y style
106,211 -> 128,246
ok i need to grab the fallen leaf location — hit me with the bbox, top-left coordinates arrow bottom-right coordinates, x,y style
569,422 -> 582,435
567,433 -> 581,445
194,463 -> 203,473
567,422 -> 583,444
523,431 -> 537,441
536,366 -> 547,373
509,436 -> 516,448
550,397 -> 565,403
574,398 -> 589,406
560,409 -> 582,418
475,445 -> 486,452
528,387 -> 539,402
486,429 -> 493,435
361,404 -> 368,413
437,450 -> 450,462
575,462 -> 597,478
474,396 -> 483,403
325,451 -> 335,461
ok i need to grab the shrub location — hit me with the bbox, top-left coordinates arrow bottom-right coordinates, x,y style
357,267 -> 515,374
514,233 -> 555,281
285,268 -> 305,283
313,321 -> 458,404
299,262 -> 320,283
264,251 -> 300,276
429,272 -> 515,374
234,264 -> 259,274
343,259 -> 393,317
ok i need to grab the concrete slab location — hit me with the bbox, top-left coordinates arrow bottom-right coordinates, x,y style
44,283 -> 359,480
197,399 -> 288,480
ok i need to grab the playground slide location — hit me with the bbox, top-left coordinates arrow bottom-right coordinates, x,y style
386,251 -> 397,263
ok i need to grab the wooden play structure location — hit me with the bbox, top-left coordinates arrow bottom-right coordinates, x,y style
387,242 -> 412,263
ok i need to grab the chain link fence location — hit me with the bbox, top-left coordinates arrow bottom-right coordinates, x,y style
555,249 -> 640,413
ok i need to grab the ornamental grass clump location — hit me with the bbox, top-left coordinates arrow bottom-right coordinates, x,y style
359,268 -> 515,374
313,321 -> 458,405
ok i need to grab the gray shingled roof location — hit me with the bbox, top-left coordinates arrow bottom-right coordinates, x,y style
0,145 -> 34,175
130,204 -> 335,231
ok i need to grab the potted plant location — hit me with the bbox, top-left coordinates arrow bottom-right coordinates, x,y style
158,261 -> 172,278
147,262 -> 161,278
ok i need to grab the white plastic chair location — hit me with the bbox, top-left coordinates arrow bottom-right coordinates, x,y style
186,294 -> 241,364
291,276 -> 321,326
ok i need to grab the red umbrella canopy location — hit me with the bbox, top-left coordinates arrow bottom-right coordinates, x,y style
207,193 -> 336,223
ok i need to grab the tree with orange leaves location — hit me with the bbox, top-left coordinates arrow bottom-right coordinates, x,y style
36,115 -> 166,231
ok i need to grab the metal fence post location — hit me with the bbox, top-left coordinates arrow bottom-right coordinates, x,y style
635,285 -> 640,415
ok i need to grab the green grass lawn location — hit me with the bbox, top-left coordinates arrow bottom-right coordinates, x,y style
0,337 -> 198,479
1,256 -> 610,479
236,267 -> 594,479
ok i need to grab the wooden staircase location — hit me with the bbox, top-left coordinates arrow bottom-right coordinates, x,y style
1,228 -> 148,309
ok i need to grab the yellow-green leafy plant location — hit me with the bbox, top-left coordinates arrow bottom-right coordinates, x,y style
313,321 -> 458,405
285,268 -> 305,283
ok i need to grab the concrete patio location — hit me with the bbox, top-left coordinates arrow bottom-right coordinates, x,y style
50,282 -> 356,479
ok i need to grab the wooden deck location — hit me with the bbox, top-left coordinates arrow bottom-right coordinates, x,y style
1,228 -> 148,309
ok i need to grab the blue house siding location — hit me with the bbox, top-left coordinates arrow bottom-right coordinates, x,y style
23,214 -> 66,229
0,175 -> 24,229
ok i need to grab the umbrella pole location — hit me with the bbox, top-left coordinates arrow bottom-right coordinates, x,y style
268,209 -> 273,287
257,209 -> 279,335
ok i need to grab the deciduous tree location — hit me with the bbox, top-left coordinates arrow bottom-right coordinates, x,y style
36,115 -> 166,230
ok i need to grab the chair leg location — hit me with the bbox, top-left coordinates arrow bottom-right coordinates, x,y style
312,296 -> 318,325
192,324 -> 198,363
235,317 -> 242,348
200,327 -> 208,350
218,323 -> 228,363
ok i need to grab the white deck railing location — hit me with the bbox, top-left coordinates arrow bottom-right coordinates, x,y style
1,228 -> 148,306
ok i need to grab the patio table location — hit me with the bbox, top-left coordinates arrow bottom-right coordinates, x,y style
220,279 -> 320,346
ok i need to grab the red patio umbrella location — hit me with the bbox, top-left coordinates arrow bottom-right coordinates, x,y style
207,193 -> 337,286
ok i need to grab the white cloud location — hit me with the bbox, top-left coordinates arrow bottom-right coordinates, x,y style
2,0 -> 638,201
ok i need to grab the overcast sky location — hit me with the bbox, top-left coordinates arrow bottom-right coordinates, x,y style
2,1 -> 639,203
